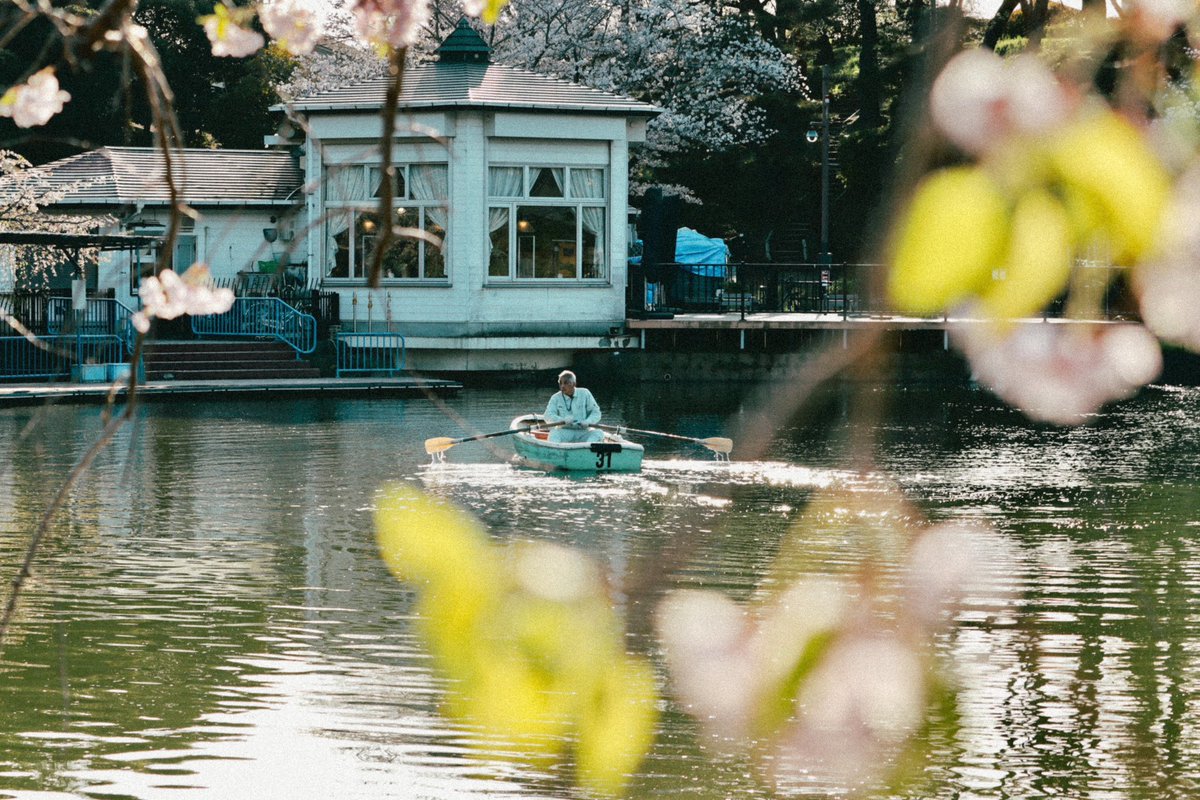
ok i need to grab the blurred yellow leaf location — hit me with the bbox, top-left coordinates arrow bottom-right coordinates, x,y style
374,484 -> 657,796
575,657 -> 660,796
375,484 -> 496,588
888,167 -> 1010,315
980,189 -> 1074,319
1049,111 -> 1169,262
479,0 -> 510,24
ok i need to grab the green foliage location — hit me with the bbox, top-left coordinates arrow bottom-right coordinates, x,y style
0,0 -> 294,163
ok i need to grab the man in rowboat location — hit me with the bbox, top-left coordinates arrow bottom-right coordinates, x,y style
544,370 -> 604,443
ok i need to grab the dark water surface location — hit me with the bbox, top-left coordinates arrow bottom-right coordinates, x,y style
1,379 -> 1199,799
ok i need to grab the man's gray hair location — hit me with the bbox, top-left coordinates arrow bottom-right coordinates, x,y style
557,370 -> 576,385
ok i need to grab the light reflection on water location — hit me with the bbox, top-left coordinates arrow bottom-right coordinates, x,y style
0,382 -> 1198,798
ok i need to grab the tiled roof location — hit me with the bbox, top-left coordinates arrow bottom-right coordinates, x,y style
286,62 -> 661,116
30,147 -> 303,207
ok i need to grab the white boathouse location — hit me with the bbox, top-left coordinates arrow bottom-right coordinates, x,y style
287,20 -> 659,370
20,20 -> 659,372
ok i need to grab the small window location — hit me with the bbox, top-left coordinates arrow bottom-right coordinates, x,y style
369,166 -> 406,199
529,167 -> 564,197
489,167 -> 523,197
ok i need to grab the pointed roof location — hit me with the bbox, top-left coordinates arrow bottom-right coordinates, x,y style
26,147 -> 303,207
287,62 -> 660,116
434,18 -> 491,63
287,18 -> 659,116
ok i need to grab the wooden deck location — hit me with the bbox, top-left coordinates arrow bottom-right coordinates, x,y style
0,376 -> 461,406
625,311 -> 1135,331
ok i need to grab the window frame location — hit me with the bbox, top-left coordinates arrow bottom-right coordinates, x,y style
487,164 -> 608,284
322,162 -> 449,284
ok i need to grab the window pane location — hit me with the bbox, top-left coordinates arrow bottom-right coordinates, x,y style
424,207 -> 446,278
326,208 -> 354,277
326,165 -> 371,202
529,167 -> 564,198
489,207 -> 510,277
516,206 -> 576,278
369,166 -> 406,199
410,165 -> 448,200
489,167 -> 522,197
569,168 -> 604,199
369,209 -> 419,279
581,209 -> 605,279
356,211 -> 385,278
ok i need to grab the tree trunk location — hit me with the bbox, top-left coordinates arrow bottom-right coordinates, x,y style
858,0 -> 882,127
982,0 -> 1020,50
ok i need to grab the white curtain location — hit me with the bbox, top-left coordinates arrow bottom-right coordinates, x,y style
581,208 -> 605,277
569,169 -> 606,277
569,168 -> 604,199
325,165 -> 370,202
410,165 -> 449,237
488,166 -> 523,197
325,208 -> 354,277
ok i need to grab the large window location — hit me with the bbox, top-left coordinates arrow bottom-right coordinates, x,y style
324,163 -> 448,281
488,166 -> 606,281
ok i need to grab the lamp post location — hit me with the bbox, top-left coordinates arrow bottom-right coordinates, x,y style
817,65 -> 831,265
805,66 -> 832,265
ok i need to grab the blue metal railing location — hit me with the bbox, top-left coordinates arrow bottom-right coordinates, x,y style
191,297 -> 317,356
0,334 -> 125,380
335,332 -> 406,377
47,297 -> 140,352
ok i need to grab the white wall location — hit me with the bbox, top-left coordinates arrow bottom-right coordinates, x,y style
93,206 -> 304,307
307,107 -> 637,338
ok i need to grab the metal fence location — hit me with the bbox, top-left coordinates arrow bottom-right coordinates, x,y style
0,334 -> 126,380
627,261 -> 1130,320
335,332 -> 406,377
46,297 -> 139,351
191,297 -> 318,355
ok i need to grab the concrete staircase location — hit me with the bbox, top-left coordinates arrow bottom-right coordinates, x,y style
143,340 -> 320,381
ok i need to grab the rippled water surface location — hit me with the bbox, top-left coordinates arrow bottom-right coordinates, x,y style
1,379 -> 1199,799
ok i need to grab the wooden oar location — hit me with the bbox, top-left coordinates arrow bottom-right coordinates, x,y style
597,423 -> 733,454
424,421 -> 565,455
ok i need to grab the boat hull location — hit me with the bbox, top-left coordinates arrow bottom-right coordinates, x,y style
510,415 -> 643,472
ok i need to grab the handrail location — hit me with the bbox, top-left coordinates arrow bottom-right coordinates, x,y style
335,331 -> 406,377
190,297 -> 317,356
47,296 -> 141,352
629,260 -> 1126,320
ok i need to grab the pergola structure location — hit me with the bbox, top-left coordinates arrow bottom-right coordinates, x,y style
0,231 -> 163,292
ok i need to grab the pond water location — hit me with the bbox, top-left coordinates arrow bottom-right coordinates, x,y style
1,376 -> 1199,799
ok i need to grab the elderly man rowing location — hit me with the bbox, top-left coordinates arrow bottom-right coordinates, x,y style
543,370 -> 604,443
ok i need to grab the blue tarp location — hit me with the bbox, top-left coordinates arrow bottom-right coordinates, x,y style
674,227 -> 729,277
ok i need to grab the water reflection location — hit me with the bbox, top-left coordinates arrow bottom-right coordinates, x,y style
0,383 -> 1198,797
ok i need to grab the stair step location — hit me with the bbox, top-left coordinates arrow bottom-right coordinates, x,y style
144,350 -> 298,363
142,338 -> 318,381
146,367 -> 321,380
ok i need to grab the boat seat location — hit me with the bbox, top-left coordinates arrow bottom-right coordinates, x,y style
533,430 -> 549,440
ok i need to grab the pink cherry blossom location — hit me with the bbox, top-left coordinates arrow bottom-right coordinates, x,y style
352,0 -> 431,51
951,320 -> 1162,425
131,264 -> 235,334
1134,165 -> 1200,351
0,68 -> 71,129
260,0 -> 321,56
201,4 -> 266,58
930,50 -> 1074,156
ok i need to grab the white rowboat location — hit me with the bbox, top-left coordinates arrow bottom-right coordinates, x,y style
510,414 -> 644,472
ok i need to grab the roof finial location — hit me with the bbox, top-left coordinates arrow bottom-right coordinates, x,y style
435,17 -> 492,64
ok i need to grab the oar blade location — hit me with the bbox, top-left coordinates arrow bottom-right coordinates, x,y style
424,437 -> 457,454
700,437 -> 734,454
